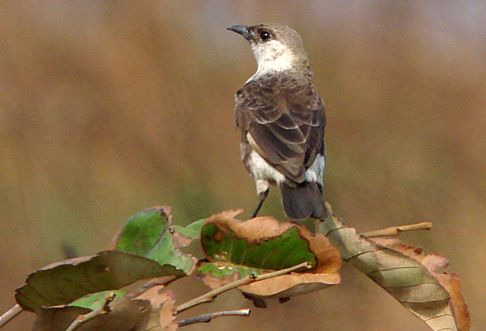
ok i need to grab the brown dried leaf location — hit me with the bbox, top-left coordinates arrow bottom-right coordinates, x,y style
134,285 -> 178,331
320,203 -> 471,331
239,273 -> 341,298
373,238 -> 471,331
158,291 -> 177,331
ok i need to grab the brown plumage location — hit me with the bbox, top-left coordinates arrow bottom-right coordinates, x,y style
228,23 -> 327,220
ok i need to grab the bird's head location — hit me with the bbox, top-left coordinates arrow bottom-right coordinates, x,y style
227,23 -> 311,76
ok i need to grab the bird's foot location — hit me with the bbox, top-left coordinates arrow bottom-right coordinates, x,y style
251,189 -> 269,218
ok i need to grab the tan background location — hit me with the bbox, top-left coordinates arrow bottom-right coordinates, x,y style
0,1 -> 484,330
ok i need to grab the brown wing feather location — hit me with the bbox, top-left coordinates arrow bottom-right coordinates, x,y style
235,74 -> 325,184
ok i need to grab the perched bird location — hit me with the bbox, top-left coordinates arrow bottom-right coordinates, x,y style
227,23 -> 327,221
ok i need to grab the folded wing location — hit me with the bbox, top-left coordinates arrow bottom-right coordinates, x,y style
235,75 -> 325,185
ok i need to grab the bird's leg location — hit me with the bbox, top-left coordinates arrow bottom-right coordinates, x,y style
251,189 -> 269,218
313,219 -> 321,235
312,202 -> 329,234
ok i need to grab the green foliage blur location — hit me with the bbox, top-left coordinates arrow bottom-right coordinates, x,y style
1,1 -> 484,330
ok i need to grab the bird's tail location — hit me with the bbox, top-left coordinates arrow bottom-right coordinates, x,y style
280,181 -> 327,220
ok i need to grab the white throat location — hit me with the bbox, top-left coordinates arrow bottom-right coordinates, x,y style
248,40 -> 297,81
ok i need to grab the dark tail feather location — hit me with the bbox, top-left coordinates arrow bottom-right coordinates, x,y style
280,181 -> 327,220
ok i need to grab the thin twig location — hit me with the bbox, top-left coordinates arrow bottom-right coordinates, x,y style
0,304 -> 23,329
125,275 -> 180,299
66,292 -> 116,331
176,261 -> 311,313
178,308 -> 251,327
362,221 -> 433,238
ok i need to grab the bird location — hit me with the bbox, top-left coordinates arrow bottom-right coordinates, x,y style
227,23 -> 327,222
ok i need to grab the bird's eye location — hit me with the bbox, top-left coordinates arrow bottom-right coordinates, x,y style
259,30 -> 271,41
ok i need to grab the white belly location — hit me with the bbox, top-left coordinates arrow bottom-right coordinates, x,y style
246,150 -> 285,194
247,150 -> 286,184
244,146 -> 324,194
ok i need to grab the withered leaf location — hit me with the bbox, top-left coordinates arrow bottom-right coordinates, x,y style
320,203 -> 470,331
199,210 -> 341,299
373,238 -> 471,331
134,285 -> 178,331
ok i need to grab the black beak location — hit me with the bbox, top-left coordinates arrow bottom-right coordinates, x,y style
227,25 -> 252,41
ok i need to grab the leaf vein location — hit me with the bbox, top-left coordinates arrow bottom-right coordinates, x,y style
368,265 -> 422,274
424,313 -> 454,321
346,247 -> 384,261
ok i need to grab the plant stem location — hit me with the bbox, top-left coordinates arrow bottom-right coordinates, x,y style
65,292 -> 116,331
178,308 -> 251,327
176,261 -> 311,313
0,304 -> 23,329
125,275 -> 180,299
362,221 -> 432,238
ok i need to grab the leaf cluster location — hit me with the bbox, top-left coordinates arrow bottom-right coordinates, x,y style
0,203 -> 470,330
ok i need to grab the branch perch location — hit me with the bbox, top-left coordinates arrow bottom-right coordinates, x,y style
176,261 -> 311,313
0,304 -> 23,328
178,308 -> 251,327
65,292 -> 116,331
362,221 -> 432,238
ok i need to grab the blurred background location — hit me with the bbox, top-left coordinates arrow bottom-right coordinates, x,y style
0,1 -> 484,330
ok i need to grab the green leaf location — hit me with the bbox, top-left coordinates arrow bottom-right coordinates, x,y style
34,299 -> 151,331
15,250 -> 184,311
202,223 -> 316,270
173,218 -> 205,240
69,290 -> 125,310
198,210 -> 341,299
114,207 -> 197,273
172,218 -> 205,248
199,261 -> 263,279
